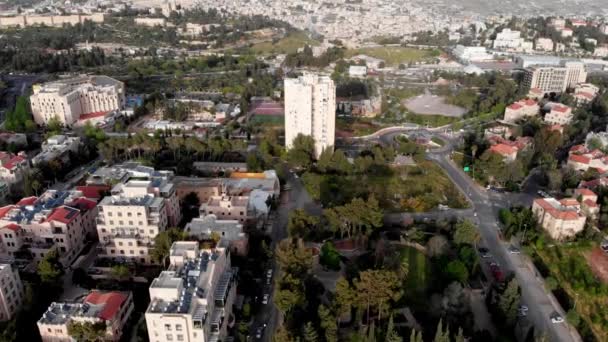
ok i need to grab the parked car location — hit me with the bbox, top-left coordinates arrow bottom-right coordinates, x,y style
255,325 -> 266,339
508,245 -> 521,254
551,314 -> 564,324
262,294 -> 269,305
489,262 -> 504,282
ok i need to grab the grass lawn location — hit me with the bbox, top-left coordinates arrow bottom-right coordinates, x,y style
301,161 -> 469,211
250,31 -> 320,55
400,246 -> 430,301
335,117 -> 385,137
406,113 -> 460,127
534,245 -> 608,341
248,115 -> 284,127
345,46 -> 439,66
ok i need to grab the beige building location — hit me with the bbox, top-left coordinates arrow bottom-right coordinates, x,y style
0,151 -> 29,189
0,13 -> 104,28
134,18 -> 167,27
284,74 -> 336,157
0,190 -> 97,265
38,291 -> 133,342
532,197 -> 586,240
0,263 -> 24,321
30,76 -> 125,126
523,62 -> 587,94
503,99 -> 539,123
185,214 -> 247,255
199,194 -> 250,223
535,38 -> 554,52
145,241 -> 237,342
544,104 -> 573,125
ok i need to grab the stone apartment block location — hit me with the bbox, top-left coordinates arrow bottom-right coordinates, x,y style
38,291 -> 134,342
544,104 -> 573,125
523,62 -> 587,94
0,190 -> 97,265
145,241 -> 237,342
0,151 -> 29,190
0,263 -> 24,321
199,194 -> 251,224
30,75 -> 125,126
503,99 -> 539,123
185,215 -> 247,255
532,197 -> 587,240
32,135 -> 81,166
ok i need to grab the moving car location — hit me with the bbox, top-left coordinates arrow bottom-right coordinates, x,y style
262,294 -> 269,305
508,245 -> 521,254
255,325 -> 267,339
551,313 -> 564,324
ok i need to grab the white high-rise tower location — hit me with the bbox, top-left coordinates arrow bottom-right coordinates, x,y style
284,74 -> 336,157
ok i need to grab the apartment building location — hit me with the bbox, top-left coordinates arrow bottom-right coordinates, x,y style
0,263 -> 23,321
503,99 -> 539,123
492,29 -> 532,51
453,45 -> 493,63
487,136 -> 533,162
574,83 -> 600,104
535,38 -> 554,52
199,194 -> 250,223
32,135 -> 81,166
532,197 -> 586,240
284,74 -> 336,157
145,241 -> 237,342
544,104 -> 573,125
523,62 -> 587,94
0,190 -> 96,265
0,151 -> 28,189
38,291 -> 134,342
30,75 -> 125,126
87,163 -> 181,227
567,144 -> 608,172
185,215 -> 247,255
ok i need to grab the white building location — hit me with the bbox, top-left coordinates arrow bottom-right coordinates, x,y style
32,135 -> 81,166
503,99 -> 539,123
453,45 -> 494,62
93,163 -> 181,264
145,241 -> 237,342
284,74 -> 336,157
184,215 -> 247,255
523,62 -> 587,94
544,104 -> 573,125
348,65 -> 367,77
535,38 -> 554,52
38,291 -> 134,342
493,28 -> 531,51
0,263 -> 23,321
30,76 -> 125,126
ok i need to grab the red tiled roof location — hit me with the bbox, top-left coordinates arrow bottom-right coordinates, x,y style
489,144 -> 517,156
67,197 -> 97,211
76,185 -> 110,200
534,198 -> 555,211
0,205 -> 15,219
16,196 -> 37,206
508,103 -> 523,110
569,154 -> 590,164
570,144 -> 586,153
575,188 -> 596,197
1,223 -> 21,232
47,206 -> 79,224
552,105 -> 570,113
84,291 -> 128,321
2,155 -> 26,170
523,99 -> 537,106
78,111 -> 109,121
549,209 -> 579,220
584,199 -> 598,208
559,198 -> 579,206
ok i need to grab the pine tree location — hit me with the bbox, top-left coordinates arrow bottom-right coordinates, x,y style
433,319 -> 450,342
303,322 -> 318,342
454,328 -> 465,342
367,322 -> 376,342
385,315 -> 402,342
408,330 -> 423,342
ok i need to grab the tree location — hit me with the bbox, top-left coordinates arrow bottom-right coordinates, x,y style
286,134 -> 316,169
408,330 -> 423,342
303,322 -> 319,342
110,265 -> 131,281
433,319 -> 450,342
150,228 -> 188,266
275,239 -> 313,278
385,315 -> 402,342
67,321 -> 107,342
427,235 -> 449,257
454,328 -> 465,342
274,273 -> 305,314
274,326 -> 294,342
354,269 -> 402,322
545,276 -> 558,291
37,249 -> 62,284
566,309 -> 580,327
320,242 -> 341,271
335,277 -> 355,318
318,305 -> 337,342
446,260 -> 469,284
46,115 -> 64,135
498,279 -> 521,327
287,209 -> 319,238
453,220 -> 480,246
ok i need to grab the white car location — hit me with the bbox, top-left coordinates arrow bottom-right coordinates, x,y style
551,314 -> 564,324
262,294 -> 269,305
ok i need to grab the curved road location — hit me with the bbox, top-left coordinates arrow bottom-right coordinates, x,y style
368,127 -> 581,342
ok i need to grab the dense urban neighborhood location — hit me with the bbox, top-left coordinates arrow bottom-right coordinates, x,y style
1,0 -> 608,342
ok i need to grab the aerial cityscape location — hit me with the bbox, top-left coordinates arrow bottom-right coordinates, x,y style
0,0 -> 608,341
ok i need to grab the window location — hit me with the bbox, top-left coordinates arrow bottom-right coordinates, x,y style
129,221 -> 133,225
118,242 -> 123,246
119,221 -> 124,225
110,249 -> 115,254
108,212 -> 113,216
177,335 -> 184,341
175,325 -> 182,331
127,212 -> 132,217
128,242 -> 133,246
118,212 -> 123,217
140,250 -> 144,255
130,250 -> 134,254
166,335 -> 173,341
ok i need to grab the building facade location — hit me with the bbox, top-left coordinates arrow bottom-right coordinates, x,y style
145,241 -> 237,342
30,76 -> 125,126
503,99 -> 539,123
523,62 -> 587,94
284,74 -> 336,157
185,215 -> 247,255
0,263 -> 23,321
544,104 -> 573,125
0,151 -> 28,189
38,291 -> 134,342
532,197 -> 586,240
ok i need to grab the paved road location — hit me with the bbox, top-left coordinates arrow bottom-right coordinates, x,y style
372,128 -> 581,342
251,167 -> 320,342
